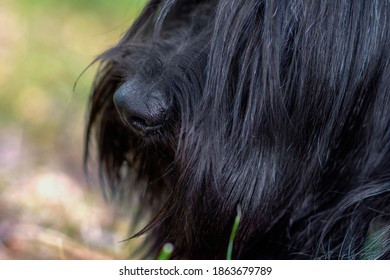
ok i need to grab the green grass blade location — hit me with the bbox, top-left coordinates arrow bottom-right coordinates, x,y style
226,206 -> 242,260
157,243 -> 174,260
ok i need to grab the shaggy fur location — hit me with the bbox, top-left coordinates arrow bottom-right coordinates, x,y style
85,0 -> 390,259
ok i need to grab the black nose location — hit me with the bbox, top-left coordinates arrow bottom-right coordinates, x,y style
113,80 -> 168,136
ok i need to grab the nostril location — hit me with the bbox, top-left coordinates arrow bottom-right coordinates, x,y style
130,116 -> 151,130
130,116 -> 148,127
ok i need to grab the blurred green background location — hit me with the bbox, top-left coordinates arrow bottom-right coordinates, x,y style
0,0 -> 146,259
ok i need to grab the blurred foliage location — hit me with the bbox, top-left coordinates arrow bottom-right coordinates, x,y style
0,0 -> 147,259
1,0 -> 145,147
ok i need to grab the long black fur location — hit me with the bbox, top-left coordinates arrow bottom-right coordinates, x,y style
85,0 -> 390,259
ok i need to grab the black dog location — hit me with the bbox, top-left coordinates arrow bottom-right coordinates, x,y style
86,0 -> 390,259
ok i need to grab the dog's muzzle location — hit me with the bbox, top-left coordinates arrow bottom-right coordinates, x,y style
113,80 -> 168,136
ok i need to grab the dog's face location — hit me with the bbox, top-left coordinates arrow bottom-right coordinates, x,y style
86,0 -> 390,259
87,1 -> 215,196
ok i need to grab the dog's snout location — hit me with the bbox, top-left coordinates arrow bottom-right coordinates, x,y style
113,80 -> 168,136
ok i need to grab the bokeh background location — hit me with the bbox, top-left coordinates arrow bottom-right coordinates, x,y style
0,0 -> 147,259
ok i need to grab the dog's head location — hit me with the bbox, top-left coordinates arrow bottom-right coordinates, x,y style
86,0 -> 390,259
